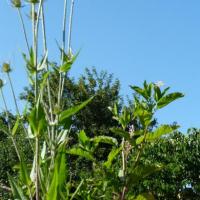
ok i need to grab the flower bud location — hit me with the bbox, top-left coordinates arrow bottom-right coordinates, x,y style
11,0 -> 21,8
2,63 -> 12,73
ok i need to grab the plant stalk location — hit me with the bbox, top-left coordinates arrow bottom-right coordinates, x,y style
17,8 -> 30,53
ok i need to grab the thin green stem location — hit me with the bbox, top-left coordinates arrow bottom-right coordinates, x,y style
35,137 -> 39,200
41,4 -> 53,122
67,0 -> 75,52
7,73 -> 20,115
57,0 -> 68,108
17,8 -> 30,53
32,2 -> 43,199
60,0 -> 75,99
70,179 -> 84,200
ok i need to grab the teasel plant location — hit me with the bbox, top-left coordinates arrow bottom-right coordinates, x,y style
1,1 -> 185,199
2,0 -> 95,199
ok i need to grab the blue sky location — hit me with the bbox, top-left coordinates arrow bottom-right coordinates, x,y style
0,0 -> 200,132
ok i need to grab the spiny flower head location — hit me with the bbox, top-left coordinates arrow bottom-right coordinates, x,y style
11,0 -> 22,8
2,63 -> 12,73
28,0 -> 39,4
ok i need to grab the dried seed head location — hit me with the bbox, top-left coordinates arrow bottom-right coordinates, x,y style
2,63 -> 12,73
28,0 -> 39,4
11,0 -> 22,8
0,79 -> 4,88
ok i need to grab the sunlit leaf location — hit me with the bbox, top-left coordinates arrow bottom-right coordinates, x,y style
157,92 -> 184,109
66,147 -> 94,161
59,97 -> 93,123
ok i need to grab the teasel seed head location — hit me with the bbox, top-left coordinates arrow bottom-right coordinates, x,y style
11,0 -> 22,8
28,0 -> 39,4
2,63 -> 12,73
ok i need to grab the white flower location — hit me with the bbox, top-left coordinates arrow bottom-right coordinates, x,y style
155,81 -> 164,87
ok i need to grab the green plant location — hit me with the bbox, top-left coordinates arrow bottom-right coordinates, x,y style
1,0 -> 94,199
0,0 -> 185,199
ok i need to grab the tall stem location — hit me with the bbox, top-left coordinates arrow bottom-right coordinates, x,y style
17,8 -> 30,53
57,0 -> 68,108
67,0 -> 75,52
32,1 -> 43,199
60,0 -> 75,99
41,4 -> 53,122
35,137 -> 39,200
7,73 -> 20,115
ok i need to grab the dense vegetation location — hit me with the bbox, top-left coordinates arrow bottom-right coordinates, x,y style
0,0 -> 199,199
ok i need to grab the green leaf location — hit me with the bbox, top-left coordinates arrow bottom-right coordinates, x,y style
37,51 -> 48,71
136,125 -> 179,145
78,130 -> 89,145
19,159 -> 30,187
157,92 -> 184,109
12,115 -> 20,136
59,51 -> 80,73
131,86 -> 148,100
127,164 -> 163,185
46,164 -> 58,200
110,128 -> 130,140
135,193 -> 155,200
91,136 -> 118,146
8,174 -> 28,200
28,103 -> 47,136
104,147 -> 122,169
66,147 -> 94,161
59,97 -> 93,123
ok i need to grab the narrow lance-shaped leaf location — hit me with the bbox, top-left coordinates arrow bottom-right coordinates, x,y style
66,147 -> 94,161
104,146 -> 122,169
12,115 -> 20,136
59,51 -> 80,73
8,173 -> 28,200
136,125 -> 179,145
91,136 -> 118,146
46,164 -> 58,200
127,164 -> 163,185
20,159 -> 31,187
59,97 -> 93,123
78,130 -> 89,145
110,128 -> 130,140
157,92 -> 184,109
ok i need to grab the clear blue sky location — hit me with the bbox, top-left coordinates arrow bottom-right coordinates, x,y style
0,0 -> 200,132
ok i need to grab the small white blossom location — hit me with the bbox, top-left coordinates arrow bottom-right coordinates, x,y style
155,81 -> 164,87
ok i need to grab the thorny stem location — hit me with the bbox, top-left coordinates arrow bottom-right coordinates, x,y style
41,4 -> 53,123
31,4 -> 37,102
35,137 -> 39,200
32,1 -> 43,199
57,0 -> 68,108
60,0 -> 75,99
17,8 -> 30,53
67,0 -> 75,52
